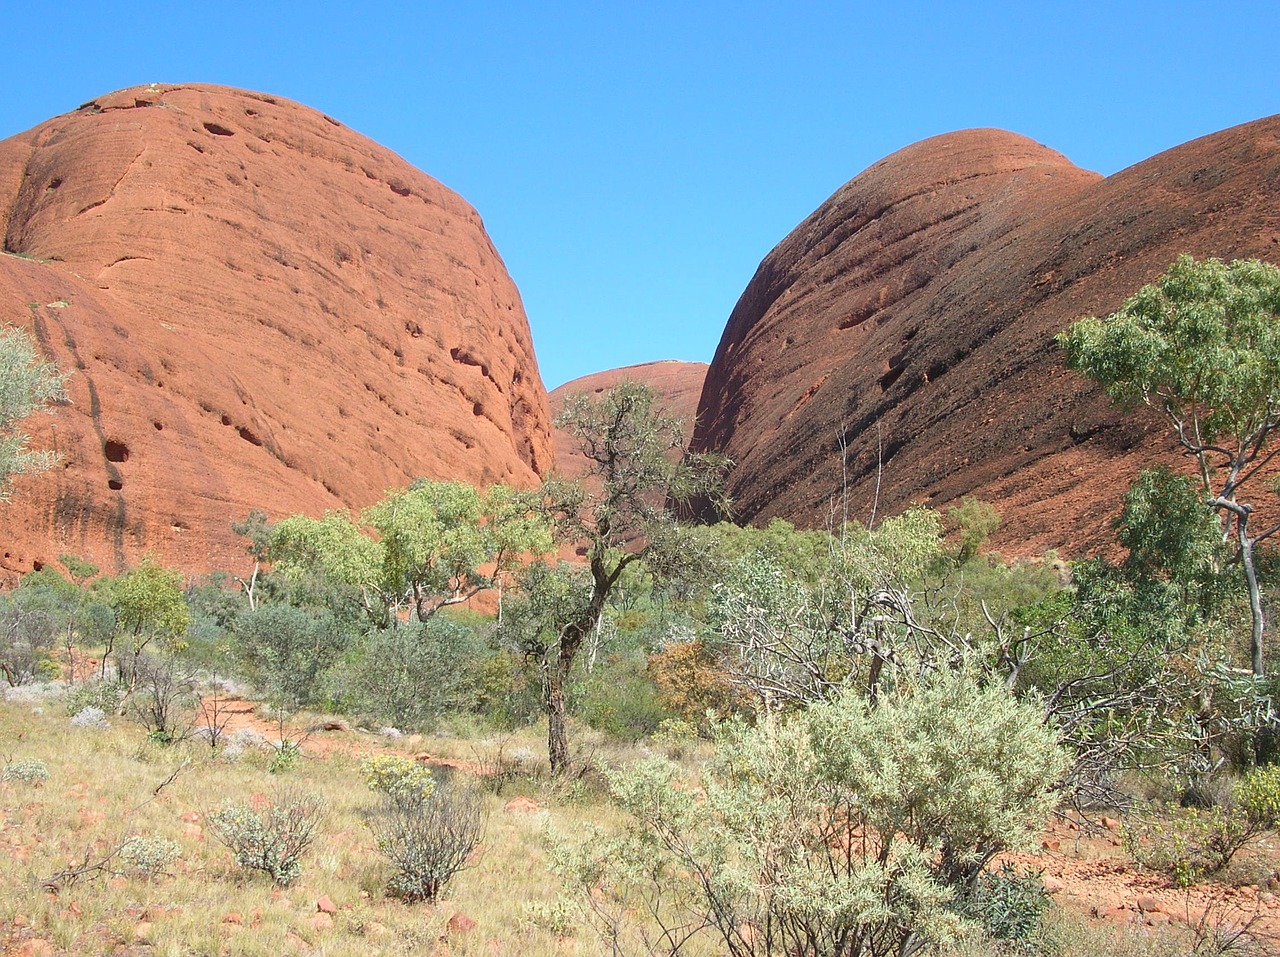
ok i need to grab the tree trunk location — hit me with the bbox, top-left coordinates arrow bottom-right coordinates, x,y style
1238,520 -> 1265,677
547,625 -> 583,774
547,650 -> 571,773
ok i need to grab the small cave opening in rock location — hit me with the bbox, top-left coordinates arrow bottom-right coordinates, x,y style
47,177 -> 63,190
238,426 -> 264,447
108,478 -> 123,491
153,421 -> 163,431
104,440 -> 129,463
879,366 -> 904,392
203,122 -> 235,137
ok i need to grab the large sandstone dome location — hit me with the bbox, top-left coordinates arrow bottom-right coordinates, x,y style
692,119 -> 1280,553
548,361 -> 709,478
1,84 -> 551,576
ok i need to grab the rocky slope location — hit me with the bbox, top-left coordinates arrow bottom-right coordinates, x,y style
548,361 -> 709,477
0,84 -> 551,577
691,119 -> 1280,553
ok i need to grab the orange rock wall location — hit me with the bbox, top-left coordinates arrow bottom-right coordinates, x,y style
692,120 -> 1280,554
0,85 -> 551,578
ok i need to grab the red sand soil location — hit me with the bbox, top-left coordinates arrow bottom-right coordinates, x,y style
1,84 -> 551,580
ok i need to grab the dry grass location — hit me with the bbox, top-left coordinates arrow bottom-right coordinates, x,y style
0,690 -> 636,957
5,689 -> 1265,957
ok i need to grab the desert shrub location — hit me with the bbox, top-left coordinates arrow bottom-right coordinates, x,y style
1127,765 -> 1280,887
555,670 -> 1068,957
0,590 -> 60,686
230,601 -> 348,711
577,651 -> 672,741
1234,764 -> 1280,827
2,757 -> 49,785
334,616 -> 480,729
222,726 -> 270,760
369,774 -> 484,903
957,863 -> 1052,954
361,754 -> 436,802
64,678 -> 124,717
124,652 -> 196,744
207,788 -> 323,886
69,706 -> 110,730
118,835 -> 182,879
464,647 -> 542,729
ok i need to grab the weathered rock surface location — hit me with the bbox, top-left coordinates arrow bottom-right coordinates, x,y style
692,120 -> 1280,553
548,361 -> 709,478
0,84 -> 551,577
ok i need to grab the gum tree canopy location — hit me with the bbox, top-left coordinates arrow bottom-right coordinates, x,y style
1059,255 -> 1280,676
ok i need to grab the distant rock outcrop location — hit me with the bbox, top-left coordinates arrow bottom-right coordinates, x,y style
548,361 -> 709,478
691,119 -> 1280,553
0,84 -> 551,577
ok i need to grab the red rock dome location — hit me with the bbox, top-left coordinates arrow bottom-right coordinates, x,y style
692,120 -> 1280,553
1,84 -> 552,577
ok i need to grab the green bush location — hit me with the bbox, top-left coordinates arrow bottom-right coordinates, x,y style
369,775 -> 484,903
555,670 -> 1068,957
64,679 -> 124,717
360,754 -> 436,802
1235,764 -> 1280,828
207,788 -> 323,886
118,835 -> 182,879
335,617 -> 480,729
1126,766 -> 1280,887
958,863 -> 1051,953
1,757 -> 49,786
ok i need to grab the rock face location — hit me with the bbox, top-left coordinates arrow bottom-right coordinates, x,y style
0,84 -> 551,577
548,361 -> 709,477
692,119 -> 1280,553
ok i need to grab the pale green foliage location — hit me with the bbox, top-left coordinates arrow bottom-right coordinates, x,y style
1059,255 -> 1280,448
556,671 -> 1068,957
270,480 -> 550,624
360,754 -> 436,802
1125,766 -> 1280,887
207,789 -> 323,886
2,757 -> 49,785
831,506 -> 945,592
270,511 -> 382,596
109,558 -> 192,648
1059,254 -> 1280,676
1234,764 -> 1280,829
369,774 -> 484,903
119,835 -> 182,879
705,507 -> 952,709
337,616 -> 479,728
231,602 -> 346,711
947,496 -> 1001,565
0,324 -> 67,501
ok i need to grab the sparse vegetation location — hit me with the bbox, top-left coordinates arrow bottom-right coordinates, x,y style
207,788 -> 324,886
3,366 -> 1280,955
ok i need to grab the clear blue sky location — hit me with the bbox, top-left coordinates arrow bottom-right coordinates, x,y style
3,2 -> 1276,389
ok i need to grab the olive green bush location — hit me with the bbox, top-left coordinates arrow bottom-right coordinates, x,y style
368,772 -> 484,903
555,670 -> 1068,957
207,788 -> 323,886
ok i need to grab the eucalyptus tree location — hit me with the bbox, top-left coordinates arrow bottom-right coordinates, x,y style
504,382 -> 729,773
1059,254 -> 1280,675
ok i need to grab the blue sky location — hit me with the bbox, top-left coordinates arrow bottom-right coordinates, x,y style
2,2 -> 1277,389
